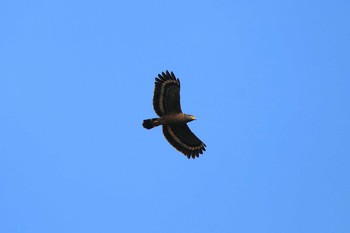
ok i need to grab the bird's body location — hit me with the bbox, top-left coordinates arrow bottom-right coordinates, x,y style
143,71 -> 206,159
161,113 -> 195,125
143,113 -> 195,129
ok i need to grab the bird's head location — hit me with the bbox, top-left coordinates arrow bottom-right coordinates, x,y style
185,114 -> 196,122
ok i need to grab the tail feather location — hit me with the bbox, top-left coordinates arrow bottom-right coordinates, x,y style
143,118 -> 161,129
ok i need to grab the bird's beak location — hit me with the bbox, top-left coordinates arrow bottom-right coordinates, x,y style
192,116 -> 197,120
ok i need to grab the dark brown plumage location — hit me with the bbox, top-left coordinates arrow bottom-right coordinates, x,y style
143,71 -> 206,159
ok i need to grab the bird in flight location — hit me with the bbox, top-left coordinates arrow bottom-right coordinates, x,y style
143,70 -> 206,159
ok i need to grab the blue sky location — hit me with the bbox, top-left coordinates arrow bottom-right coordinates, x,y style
1,1 -> 349,232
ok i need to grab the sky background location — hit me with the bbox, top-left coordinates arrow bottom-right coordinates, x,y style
1,1 -> 349,232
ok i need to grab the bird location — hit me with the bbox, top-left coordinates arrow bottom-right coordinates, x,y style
143,70 -> 206,159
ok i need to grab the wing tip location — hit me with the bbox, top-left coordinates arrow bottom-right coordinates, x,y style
184,145 -> 206,159
154,71 -> 180,87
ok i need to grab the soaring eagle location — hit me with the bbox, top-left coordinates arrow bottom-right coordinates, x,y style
143,71 -> 206,159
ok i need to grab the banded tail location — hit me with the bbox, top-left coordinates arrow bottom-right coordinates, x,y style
143,118 -> 161,129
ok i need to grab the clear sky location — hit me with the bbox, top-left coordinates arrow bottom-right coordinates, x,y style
1,1 -> 349,232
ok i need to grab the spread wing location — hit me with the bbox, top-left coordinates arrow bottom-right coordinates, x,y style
153,71 -> 182,116
162,124 -> 206,159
